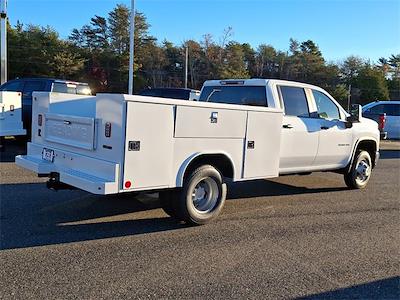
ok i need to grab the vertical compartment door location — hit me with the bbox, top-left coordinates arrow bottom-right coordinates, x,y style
123,102 -> 174,190
243,111 -> 283,179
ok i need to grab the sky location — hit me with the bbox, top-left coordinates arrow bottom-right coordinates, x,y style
6,0 -> 400,63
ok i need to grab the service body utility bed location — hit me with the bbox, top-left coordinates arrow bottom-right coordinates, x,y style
16,87 -> 283,195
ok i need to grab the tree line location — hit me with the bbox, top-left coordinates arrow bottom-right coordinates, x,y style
7,4 -> 400,106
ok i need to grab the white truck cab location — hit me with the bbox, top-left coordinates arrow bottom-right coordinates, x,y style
16,79 -> 380,225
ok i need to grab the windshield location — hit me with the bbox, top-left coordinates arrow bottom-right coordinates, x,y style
199,86 -> 267,107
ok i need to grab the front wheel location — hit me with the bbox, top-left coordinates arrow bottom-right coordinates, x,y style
344,150 -> 372,189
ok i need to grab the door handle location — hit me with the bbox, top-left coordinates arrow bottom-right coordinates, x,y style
321,126 -> 329,130
210,112 -> 218,123
283,124 -> 293,129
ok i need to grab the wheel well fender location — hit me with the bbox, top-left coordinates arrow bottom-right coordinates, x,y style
176,152 -> 235,187
347,138 -> 378,172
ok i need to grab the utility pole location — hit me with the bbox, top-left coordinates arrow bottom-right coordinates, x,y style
128,0 -> 135,95
184,46 -> 188,89
347,84 -> 352,112
0,0 -> 7,85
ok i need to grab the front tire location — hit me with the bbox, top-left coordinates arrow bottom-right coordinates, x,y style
344,150 -> 372,189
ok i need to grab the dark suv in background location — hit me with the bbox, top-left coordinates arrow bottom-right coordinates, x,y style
139,88 -> 200,101
0,78 -> 91,135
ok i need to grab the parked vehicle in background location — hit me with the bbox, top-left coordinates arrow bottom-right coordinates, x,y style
0,91 -> 26,151
362,101 -> 400,140
16,79 -> 380,225
0,78 -> 91,136
139,88 -> 200,101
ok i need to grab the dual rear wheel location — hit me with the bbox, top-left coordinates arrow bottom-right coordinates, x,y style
160,165 -> 227,225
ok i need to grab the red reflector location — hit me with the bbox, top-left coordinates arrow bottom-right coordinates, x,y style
125,181 -> 132,188
105,122 -> 112,137
38,114 -> 43,126
10,105 -> 14,111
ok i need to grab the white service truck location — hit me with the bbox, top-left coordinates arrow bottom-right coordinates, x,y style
16,79 -> 380,225
0,91 -> 26,148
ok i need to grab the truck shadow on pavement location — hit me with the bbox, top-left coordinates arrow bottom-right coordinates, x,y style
297,276 -> 399,300
1,146 -> 397,250
1,178 -> 350,250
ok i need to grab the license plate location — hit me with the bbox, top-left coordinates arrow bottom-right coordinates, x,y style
42,148 -> 55,162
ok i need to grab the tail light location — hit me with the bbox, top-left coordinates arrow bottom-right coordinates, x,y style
38,114 -> 43,126
105,122 -> 112,137
378,114 -> 386,130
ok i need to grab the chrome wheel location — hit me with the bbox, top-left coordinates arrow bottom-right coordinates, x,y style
355,159 -> 371,185
191,177 -> 219,214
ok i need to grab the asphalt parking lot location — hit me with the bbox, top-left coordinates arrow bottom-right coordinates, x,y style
0,140 -> 399,299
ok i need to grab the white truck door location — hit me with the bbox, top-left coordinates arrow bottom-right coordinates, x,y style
278,86 -> 320,171
311,90 -> 353,167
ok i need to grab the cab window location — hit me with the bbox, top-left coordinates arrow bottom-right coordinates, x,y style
199,86 -> 267,107
313,90 -> 340,120
279,86 -> 309,117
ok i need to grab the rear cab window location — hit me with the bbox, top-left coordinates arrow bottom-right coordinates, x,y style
278,86 -> 309,117
199,86 -> 267,107
52,82 -> 91,95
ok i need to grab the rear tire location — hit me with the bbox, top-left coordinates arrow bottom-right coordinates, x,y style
344,150 -> 372,189
179,165 -> 227,225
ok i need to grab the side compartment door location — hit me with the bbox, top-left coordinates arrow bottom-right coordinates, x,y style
123,102 -> 174,190
243,111 -> 283,178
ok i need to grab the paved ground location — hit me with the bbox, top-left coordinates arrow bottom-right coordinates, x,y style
0,140 -> 399,299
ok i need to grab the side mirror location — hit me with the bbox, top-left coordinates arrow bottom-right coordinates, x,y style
347,104 -> 362,123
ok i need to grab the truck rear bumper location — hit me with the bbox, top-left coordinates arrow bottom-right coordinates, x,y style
15,143 -> 120,195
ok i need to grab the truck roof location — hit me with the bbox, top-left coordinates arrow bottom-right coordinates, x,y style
202,78 -> 325,91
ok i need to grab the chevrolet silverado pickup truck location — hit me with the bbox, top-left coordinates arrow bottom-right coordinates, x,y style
16,79 -> 380,225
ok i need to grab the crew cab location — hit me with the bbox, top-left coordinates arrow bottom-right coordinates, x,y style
0,78 -> 91,135
16,79 -> 380,225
